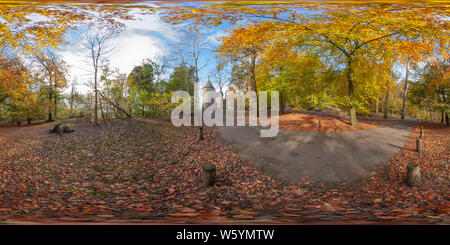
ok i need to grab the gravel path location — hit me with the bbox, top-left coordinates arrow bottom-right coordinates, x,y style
217,119 -> 416,185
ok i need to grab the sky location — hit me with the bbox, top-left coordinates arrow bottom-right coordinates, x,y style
58,1 -> 231,94
48,1 -> 413,95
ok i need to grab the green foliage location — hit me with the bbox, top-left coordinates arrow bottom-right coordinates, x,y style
128,61 -> 155,94
163,64 -> 195,95
409,59 -> 449,120
126,60 -> 191,118
142,92 -> 178,117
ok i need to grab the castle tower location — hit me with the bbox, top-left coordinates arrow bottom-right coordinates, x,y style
202,78 -> 216,109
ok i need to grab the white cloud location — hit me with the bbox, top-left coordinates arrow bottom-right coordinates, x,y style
109,33 -> 164,74
206,30 -> 226,45
60,12 -> 178,94
120,13 -> 179,42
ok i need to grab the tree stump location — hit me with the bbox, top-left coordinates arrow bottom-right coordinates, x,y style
406,162 -> 421,187
50,124 -> 74,135
62,126 -> 74,134
416,139 -> 422,153
202,163 -> 216,187
50,124 -> 61,134
419,128 -> 423,139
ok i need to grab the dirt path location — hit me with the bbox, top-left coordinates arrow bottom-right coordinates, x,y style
0,121 -> 51,137
217,119 -> 417,185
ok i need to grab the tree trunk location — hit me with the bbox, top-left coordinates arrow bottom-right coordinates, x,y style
184,64 -> 190,95
375,96 -> 379,114
94,70 -> 98,124
401,62 -> 410,120
0,95 -> 7,104
70,81 -> 75,115
98,90 -> 132,118
48,79 -> 53,122
54,82 -> 58,120
384,86 -> 390,119
446,112 -> 449,127
54,94 -> 57,120
346,57 -> 357,126
249,54 -> 259,117
100,99 -> 106,122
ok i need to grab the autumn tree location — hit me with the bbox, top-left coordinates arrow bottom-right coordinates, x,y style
162,2 -> 448,126
211,57 -> 230,98
100,65 -> 131,119
0,54 -> 28,107
0,2 -> 151,122
218,22 -> 277,97
173,28 -> 209,139
393,40 -> 431,119
82,28 -> 118,124
34,49 -> 67,121
165,64 -> 195,95
0,55 -> 45,124
0,3 -> 131,91
128,60 -> 156,95
410,60 -> 449,126
69,78 -> 83,116
128,59 -> 170,117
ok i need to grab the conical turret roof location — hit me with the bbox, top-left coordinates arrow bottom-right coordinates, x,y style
203,78 -> 215,89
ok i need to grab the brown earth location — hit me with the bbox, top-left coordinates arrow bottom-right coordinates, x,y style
279,112 -> 397,132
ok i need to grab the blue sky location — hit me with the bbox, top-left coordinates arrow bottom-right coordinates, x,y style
58,1 -> 233,94
55,1 -> 413,95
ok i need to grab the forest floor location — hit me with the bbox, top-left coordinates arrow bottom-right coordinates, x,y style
0,117 -> 448,224
218,118 -> 415,184
279,111 -> 398,132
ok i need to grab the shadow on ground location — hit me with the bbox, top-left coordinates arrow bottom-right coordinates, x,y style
217,119 -> 416,186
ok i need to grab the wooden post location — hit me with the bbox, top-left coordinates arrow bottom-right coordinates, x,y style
202,163 -> 216,187
199,127 -> 204,140
416,139 -> 422,153
318,119 -> 321,131
406,162 -> 421,187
